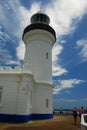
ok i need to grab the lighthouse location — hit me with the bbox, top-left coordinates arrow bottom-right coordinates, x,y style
22,11 -> 56,120
23,11 -> 56,83
0,11 -> 56,123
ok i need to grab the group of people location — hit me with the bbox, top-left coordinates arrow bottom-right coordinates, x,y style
72,106 -> 85,125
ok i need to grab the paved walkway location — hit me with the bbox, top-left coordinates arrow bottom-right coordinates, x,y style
0,115 -> 81,130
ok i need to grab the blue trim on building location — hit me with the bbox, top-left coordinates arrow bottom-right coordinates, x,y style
31,113 -> 53,120
0,113 -> 53,123
0,114 -> 31,123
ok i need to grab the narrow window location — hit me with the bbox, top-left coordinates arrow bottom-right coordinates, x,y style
46,52 -> 49,59
30,91 -> 32,106
0,86 -> 3,104
46,98 -> 49,108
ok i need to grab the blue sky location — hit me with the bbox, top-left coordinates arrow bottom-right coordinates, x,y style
0,0 -> 87,109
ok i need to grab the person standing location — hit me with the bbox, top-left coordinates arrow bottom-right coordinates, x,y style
79,107 -> 85,118
72,107 -> 78,125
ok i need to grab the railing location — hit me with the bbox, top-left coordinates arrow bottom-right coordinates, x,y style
53,110 -> 73,115
0,66 -> 22,72
81,114 -> 87,130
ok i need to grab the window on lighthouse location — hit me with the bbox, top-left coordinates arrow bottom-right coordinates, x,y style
46,98 -> 49,108
46,52 -> 49,59
0,86 -> 3,104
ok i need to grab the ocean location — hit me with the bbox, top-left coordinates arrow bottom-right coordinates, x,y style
53,109 -> 87,115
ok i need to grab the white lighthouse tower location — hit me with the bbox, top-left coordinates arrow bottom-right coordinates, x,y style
23,11 -> 56,83
22,11 -> 56,119
0,11 -> 56,123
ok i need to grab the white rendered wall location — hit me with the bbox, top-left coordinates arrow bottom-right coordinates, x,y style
32,82 -> 53,114
23,30 -> 55,84
0,75 -> 18,114
0,72 -> 33,116
16,74 -> 33,115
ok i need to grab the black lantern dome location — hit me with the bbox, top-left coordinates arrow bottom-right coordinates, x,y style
30,11 -> 50,25
22,11 -> 56,41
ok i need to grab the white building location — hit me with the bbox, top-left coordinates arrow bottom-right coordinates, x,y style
0,12 -> 56,123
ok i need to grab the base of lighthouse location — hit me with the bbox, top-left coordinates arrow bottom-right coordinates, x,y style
0,68 -> 53,123
32,82 -> 53,120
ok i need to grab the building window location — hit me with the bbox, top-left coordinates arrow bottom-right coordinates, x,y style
0,86 -> 3,104
46,52 -> 49,59
30,91 -> 32,106
46,98 -> 49,108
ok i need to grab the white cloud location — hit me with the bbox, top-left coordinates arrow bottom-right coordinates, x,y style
16,41 -> 25,60
0,29 -> 13,65
17,0 -> 87,62
19,2 -> 41,32
0,1 -> 21,37
0,45 -> 21,66
46,0 -> 87,76
52,43 -> 68,76
52,44 -> 63,63
0,48 -> 12,65
0,30 -> 10,43
0,0 -> 41,63
1,0 -> 87,76
76,38 -> 87,62
6,60 -> 21,66
53,79 -> 85,94
16,1 -> 41,60
45,0 -> 87,36
52,65 -> 68,76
